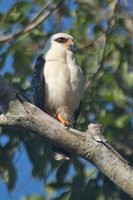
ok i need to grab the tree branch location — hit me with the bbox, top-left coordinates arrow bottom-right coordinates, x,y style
0,75 -> 133,197
0,0 -> 63,44
82,0 -> 120,94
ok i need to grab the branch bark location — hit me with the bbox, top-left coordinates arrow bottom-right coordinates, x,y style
0,76 -> 133,197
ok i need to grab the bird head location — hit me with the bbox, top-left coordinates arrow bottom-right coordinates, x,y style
53,33 -> 74,50
44,33 -> 74,53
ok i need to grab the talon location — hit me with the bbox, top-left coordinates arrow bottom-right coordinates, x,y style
55,114 -> 71,126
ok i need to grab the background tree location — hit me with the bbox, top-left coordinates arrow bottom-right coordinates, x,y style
0,0 -> 133,199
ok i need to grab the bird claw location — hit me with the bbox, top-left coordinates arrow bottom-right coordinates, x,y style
55,113 -> 72,127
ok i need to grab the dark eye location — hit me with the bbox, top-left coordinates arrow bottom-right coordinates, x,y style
54,37 -> 68,43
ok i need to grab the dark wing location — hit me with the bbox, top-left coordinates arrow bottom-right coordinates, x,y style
74,101 -> 82,122
31,54 -> 45,110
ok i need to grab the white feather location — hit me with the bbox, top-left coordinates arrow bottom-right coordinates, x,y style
43,33 -> 84,118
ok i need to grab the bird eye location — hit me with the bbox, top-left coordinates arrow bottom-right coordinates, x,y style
54,37 -> 68,43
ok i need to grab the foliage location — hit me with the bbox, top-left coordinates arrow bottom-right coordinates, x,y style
0,0 -> 133,199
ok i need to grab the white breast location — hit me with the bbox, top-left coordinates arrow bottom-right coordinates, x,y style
44,49 -> 84,114
44,60 -> 70,111
66,50 -> 84,110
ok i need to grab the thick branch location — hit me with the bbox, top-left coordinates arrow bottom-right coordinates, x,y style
0,76 -> 133,198
0,0 -> 63,44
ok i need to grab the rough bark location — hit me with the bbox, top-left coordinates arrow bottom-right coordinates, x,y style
0,75 -> 133,198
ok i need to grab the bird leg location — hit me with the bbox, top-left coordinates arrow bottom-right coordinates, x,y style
55,113 -> 71,127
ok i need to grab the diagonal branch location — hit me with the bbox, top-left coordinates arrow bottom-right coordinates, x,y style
82,0 -> 120,94
0,75 -> 133,197
0,0 -> 63,44
84,34 -> 107,94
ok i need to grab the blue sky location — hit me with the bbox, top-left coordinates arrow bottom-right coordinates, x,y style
0,0 -> 15,13
0,145 -> 46,200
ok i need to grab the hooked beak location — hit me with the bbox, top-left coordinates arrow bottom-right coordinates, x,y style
64,38 -> 74,51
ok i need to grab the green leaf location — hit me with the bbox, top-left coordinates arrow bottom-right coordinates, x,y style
24,196 -> 46,200
115,114 -> 129,129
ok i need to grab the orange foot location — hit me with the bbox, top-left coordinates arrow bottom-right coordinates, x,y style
55,114 -> 71,126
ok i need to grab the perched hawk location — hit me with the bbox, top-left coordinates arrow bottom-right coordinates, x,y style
31,33 -> 84,160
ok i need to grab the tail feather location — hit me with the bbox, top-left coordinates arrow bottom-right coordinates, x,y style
52,145 -> 71,161
52,152 -> 70,161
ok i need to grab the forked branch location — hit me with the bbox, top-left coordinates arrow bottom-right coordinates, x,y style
0,75 -> 133,198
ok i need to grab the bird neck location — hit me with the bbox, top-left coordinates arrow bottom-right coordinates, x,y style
44,46 -> 66,62
66,50 -> 77,67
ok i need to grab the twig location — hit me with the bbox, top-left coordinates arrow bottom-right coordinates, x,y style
83,0 -> 120,94
0,0 -> 63,44
29,0 -> 54,23
84,64 -> 102,94
75,32 -> 106,53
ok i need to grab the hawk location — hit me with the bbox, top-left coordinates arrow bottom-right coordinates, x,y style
31,33 -> 84,160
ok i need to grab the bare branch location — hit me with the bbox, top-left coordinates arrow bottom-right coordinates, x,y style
0,76 -> 133,198
0,0 -> 63,44
80,0 -> 120,94
30,0 -> 54,23
75,32 -> 106,53
84,35 -> 107,93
